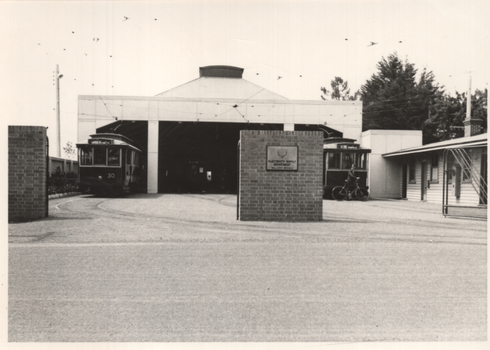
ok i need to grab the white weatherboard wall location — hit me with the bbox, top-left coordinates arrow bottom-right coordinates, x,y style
406,148 -> 485,205
361,130 -> 422,199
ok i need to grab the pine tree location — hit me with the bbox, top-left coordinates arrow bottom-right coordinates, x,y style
360,53 -> 442,143
321,77 -> 360,101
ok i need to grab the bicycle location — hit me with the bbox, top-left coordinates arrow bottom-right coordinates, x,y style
331,179 -> 369,201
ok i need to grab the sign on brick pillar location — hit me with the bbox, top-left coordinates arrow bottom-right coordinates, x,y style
238,130 -> 324,222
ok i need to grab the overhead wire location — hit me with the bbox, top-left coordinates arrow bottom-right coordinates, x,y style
99,96 -> 117,120
213,88 -> 267,119
41,15 -> 453,132
81,82 -> 446,129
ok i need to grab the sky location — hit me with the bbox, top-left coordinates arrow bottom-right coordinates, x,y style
2,0 -> 489,157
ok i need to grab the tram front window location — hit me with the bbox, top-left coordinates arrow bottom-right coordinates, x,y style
355,153 -> 367,170
342,154 -> 354,169
80,148 -> 93,165
328,153 -> 340,169
108,148 -> 120,166
94,148 -> 107,165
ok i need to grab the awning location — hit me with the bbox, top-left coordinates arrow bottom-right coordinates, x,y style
383,139 -> 487,157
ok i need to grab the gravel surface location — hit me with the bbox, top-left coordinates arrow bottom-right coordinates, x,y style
8,194 -> 487,343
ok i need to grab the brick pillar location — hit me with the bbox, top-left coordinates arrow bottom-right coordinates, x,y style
8,126 -> 48,222
239,130 -> 323,222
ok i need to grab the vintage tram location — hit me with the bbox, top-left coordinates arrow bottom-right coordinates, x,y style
76,133 -> 145,196
323,138 -> 371,199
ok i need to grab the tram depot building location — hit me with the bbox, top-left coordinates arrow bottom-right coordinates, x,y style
77,65 -> 487,217
78,65 -> 364,195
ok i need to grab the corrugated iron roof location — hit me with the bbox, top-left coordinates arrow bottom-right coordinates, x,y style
383,133 -> 487,157
155,66 -> 288,100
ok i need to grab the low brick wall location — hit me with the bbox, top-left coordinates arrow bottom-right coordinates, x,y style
239,130 -> 323,221
8,126 -> 48,222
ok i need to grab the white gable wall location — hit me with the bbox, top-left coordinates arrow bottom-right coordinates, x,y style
155,77 -> 289,100
361,130 -> 423,198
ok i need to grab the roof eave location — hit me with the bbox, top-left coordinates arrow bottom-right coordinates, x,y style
383,139 -> 487,157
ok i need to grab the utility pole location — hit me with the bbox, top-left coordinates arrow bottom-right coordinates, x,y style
466,74 -> 472,120
55,64 -> 63,157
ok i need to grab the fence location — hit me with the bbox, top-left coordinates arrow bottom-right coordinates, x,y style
49,156 -> 78,174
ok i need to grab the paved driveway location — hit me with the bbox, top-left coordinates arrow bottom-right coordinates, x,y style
7,194 -> 487,344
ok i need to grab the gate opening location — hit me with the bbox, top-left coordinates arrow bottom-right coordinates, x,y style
158,121 -> 283,194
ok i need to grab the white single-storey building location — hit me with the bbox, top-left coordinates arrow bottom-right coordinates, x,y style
381,116 -> 487,218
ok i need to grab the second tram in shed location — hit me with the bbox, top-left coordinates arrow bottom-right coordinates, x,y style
323,138 -> 371,199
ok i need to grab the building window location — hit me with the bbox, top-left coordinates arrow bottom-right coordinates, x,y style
462,155 -> 472,182
409,159 -> 416,183
446,154 -> 454,184
430,154 -> 439,183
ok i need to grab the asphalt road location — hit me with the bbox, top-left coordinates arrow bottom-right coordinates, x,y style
7,194 -> 487,343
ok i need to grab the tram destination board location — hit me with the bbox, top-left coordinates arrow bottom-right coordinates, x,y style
266,146 -> 298,171
89,139 -> 112,145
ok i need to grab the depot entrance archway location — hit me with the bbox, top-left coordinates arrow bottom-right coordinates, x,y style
158,121 -> 284,194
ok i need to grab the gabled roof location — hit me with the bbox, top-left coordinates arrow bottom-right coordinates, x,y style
155,65 -> 288,100
383,133 -> 487,157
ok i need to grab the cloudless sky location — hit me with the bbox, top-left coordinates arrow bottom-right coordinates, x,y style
2,0 -> 489,156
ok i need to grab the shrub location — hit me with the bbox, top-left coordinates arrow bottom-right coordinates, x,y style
48,168 -> 79,195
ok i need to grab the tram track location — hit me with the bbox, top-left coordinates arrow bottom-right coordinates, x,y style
52,196 -> 364,242
50,195 -> 487,246
53,196 -> 293,237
